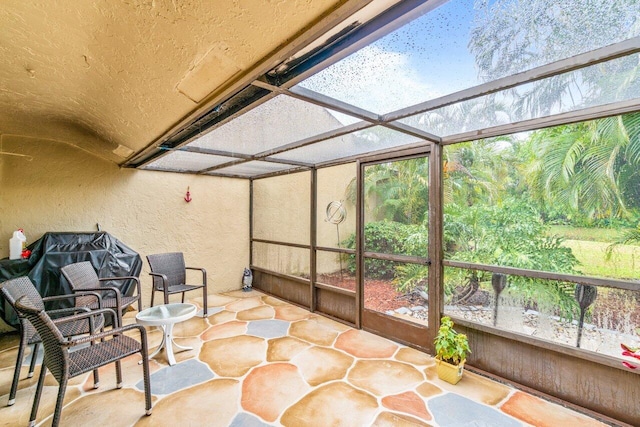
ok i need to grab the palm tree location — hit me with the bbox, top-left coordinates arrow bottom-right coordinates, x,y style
468,0 -> 640,225
443,138 -> 513,208
521,113 -> 640,223
468,0 -> 640,83
345,156 -> 429,225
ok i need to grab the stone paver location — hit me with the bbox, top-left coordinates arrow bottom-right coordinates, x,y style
266,337 -> 311,362
281,382 -> 378,427
56,388 -> 152,427
242,363 -> 309,422
395,347 -> 434,366
0,290 -> 612,426
500,391 -> 608,427
428,393 -> 522,427
335,329 -> 398,358
432,369 -> 512,406
225,297 -> 264,312
201,320 -> 247,341
136,359 -> 214,395
291,346 -> 354,386
246,319 -> 290,339
288,319 -> 339,346
274,305 -> 311,321
381,391 -> 432,421
237,305 -> 276,321
136,379 -> 240,427
373,411 -> 433,426
348,360 -> 424,396
229,412 -> 273,427
200,335 -> 266,377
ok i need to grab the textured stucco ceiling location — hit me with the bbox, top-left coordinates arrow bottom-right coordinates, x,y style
0,0 -> 356,163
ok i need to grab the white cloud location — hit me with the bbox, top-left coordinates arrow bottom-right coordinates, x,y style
299,45 -> 439,115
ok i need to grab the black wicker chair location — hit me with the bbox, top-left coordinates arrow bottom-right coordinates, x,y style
14,293 -> 152,427
146,252 -> 208,316
0,276 -> 104,407
61,261 -> 142,325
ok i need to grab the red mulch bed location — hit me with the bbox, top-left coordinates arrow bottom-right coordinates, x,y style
317,273 -> 416,312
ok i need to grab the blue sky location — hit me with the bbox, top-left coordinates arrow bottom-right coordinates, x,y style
378,0 -> 480,92
298,0 -> 486,114
297,0 -> 639,125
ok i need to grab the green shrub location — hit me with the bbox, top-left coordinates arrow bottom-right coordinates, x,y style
442,199 -> 581,319
343,221 -> 422,280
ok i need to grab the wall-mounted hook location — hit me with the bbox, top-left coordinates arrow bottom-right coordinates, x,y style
184,186 -> 192,203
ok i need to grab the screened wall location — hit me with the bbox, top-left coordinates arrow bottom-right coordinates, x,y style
126,0 -> 640,423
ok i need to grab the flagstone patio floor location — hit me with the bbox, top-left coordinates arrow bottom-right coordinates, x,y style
0,290 -> 611,426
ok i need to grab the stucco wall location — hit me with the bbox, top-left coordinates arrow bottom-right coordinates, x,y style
0,135 -> 249,331
252,163 -> 356,277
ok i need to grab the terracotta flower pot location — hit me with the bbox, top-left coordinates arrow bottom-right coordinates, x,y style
435,358 -> 465,385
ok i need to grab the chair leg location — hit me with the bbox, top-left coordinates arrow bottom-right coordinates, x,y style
203,288 -> 208,317
92,340 -> 101,389
28,363 -> 47,427
92,368 -> 100,389
115,361 -> 123,389
28,343 -> 39,378
181,293 -> 185,303
139,336 -> 152,415
51,379 -> 68,427
150,289 -> 155,308
142,358 -> 152,415
8,332 -> 28,406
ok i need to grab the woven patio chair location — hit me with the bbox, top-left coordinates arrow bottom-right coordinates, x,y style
146,252 -> 208,316
0,276 -> 104,407
14,295 -> 152,427
61,261 -> 142,325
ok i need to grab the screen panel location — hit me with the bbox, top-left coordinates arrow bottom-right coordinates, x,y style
296,0 -> 640,115
186,95 -> 360,156
269,126 -> 423,164
143,150 -> 235,172
253,171 -> 311,245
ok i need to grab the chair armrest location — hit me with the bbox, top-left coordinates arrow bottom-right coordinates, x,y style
149,272 -> 170,302
72,286 -> 123,324
185,266 -> 207,285
149,272 -> 169,289
43,291 -> 102,307
72,286 -> 122,297
54,307 -> 119,329
98,276 -> 141,297
48,306 -> 91,319
99,276 -> 139,282
148,272 -> 168,281
68,323 -> 147,347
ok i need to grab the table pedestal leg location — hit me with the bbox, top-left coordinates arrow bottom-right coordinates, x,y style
165,323 -> 177,365
164,324 -> 195,366
141,323 -> 195,366
146,328 -> 167,361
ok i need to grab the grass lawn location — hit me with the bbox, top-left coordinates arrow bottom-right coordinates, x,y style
563,239 -> 640,279
548,225 -> 628,243
547,226 -> 639,278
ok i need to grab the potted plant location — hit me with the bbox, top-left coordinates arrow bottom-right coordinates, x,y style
434,316 -> 470,384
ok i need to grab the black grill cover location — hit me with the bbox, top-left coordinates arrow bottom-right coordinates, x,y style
0,232 -> 142,328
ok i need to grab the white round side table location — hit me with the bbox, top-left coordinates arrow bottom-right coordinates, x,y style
135,303 -> 197,366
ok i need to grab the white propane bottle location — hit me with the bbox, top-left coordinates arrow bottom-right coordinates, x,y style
9,229 -> 26,260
